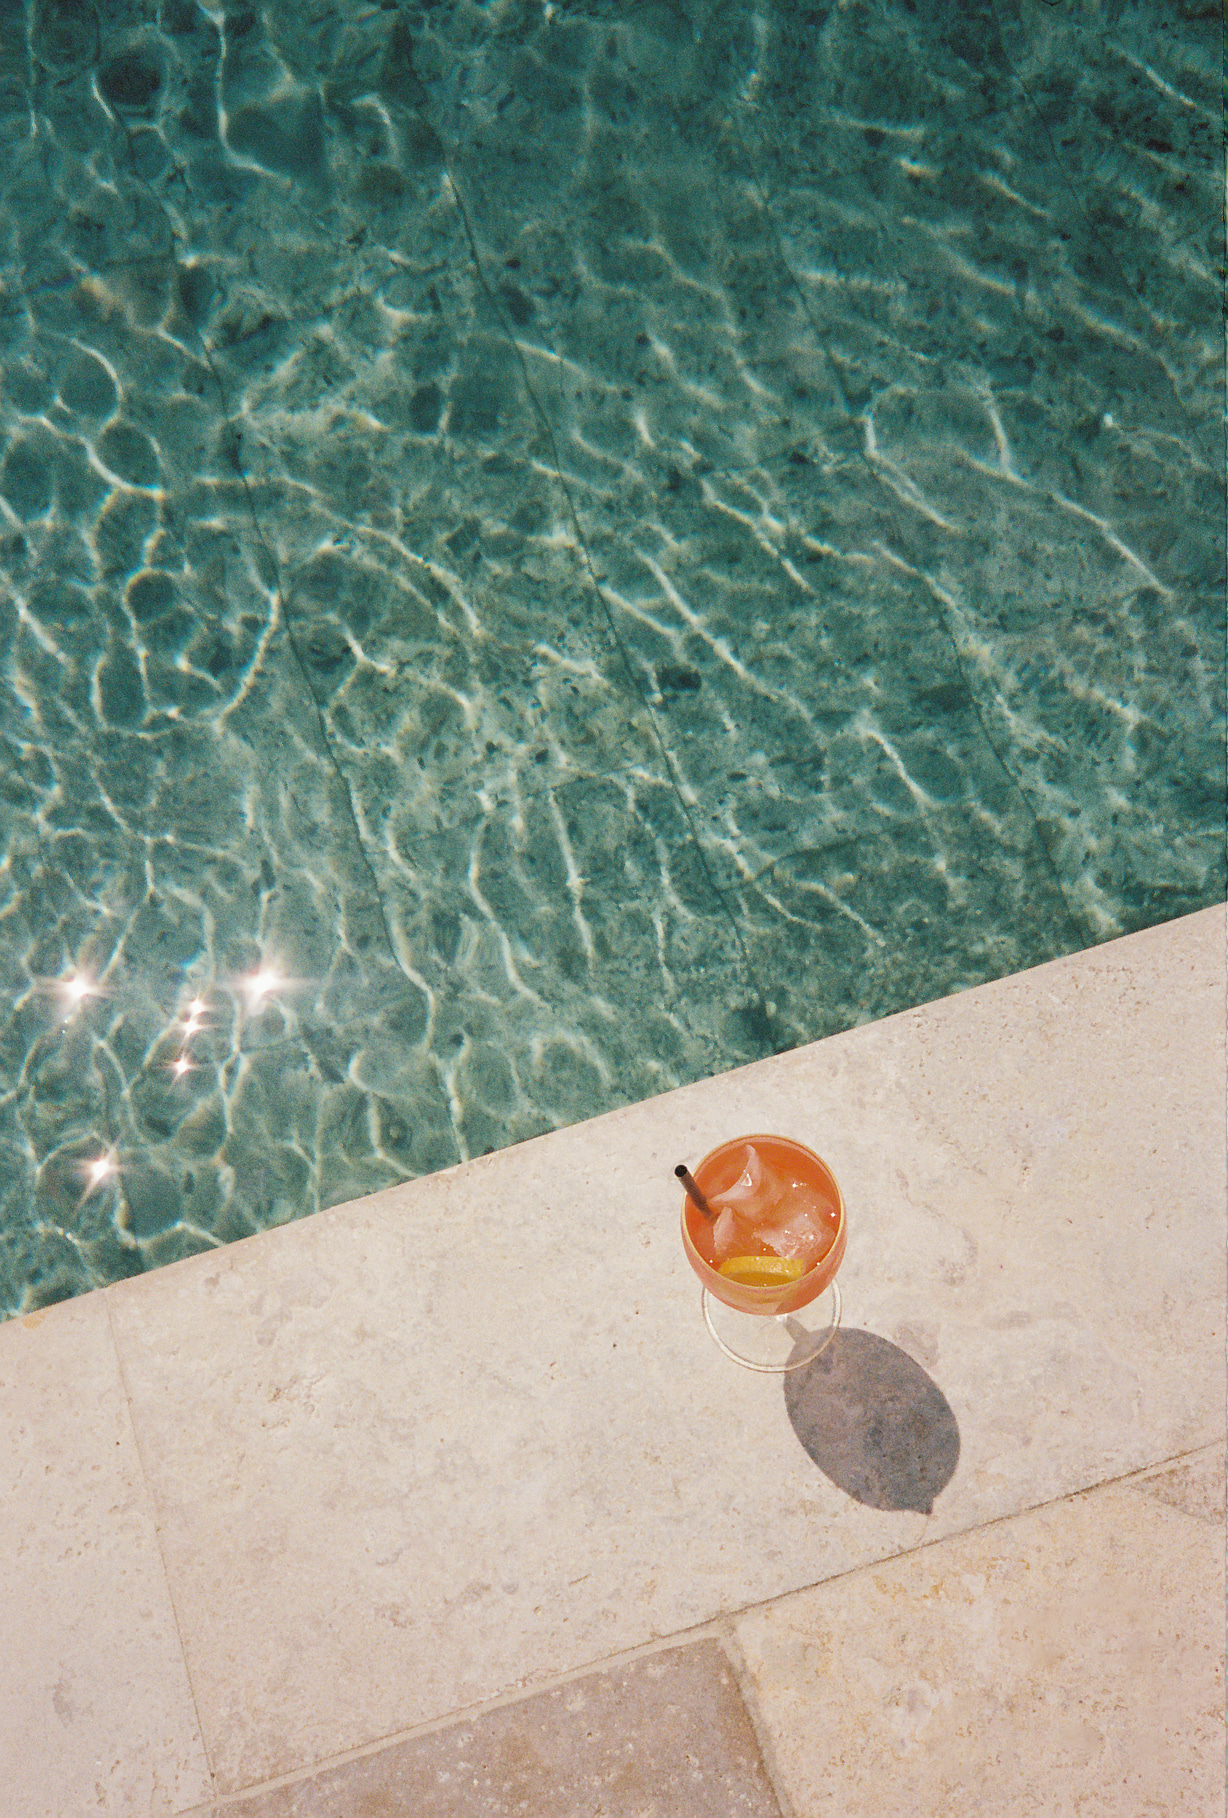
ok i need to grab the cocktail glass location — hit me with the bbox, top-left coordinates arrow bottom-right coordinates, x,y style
679,1133 -> 846,1373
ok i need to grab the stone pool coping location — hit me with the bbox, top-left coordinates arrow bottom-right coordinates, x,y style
2,904 -> 1223,1816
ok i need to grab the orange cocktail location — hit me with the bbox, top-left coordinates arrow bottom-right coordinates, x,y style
680,1133 -> 846,1317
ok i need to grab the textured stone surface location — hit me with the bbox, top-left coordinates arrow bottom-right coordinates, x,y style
734,1446 -> 1227,1817
1,0 -> 1222,1318
99,908 -> 1222,1794
201,1640 -> 781,1818
0,1294 -> 211,1818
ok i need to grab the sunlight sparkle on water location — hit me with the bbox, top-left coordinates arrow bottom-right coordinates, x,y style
59,974 -> 97,1010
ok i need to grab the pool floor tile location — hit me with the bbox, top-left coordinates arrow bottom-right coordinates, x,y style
734,1446 -> 1226,1818
198,1639 -> 781,1818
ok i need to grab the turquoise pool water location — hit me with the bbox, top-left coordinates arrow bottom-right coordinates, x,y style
0,0 -> 1221,1316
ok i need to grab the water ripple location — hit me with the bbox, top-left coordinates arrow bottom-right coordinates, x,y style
0,0 -> 1220,1315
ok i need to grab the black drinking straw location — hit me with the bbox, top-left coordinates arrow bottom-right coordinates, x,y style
675,1163 -> 715,1220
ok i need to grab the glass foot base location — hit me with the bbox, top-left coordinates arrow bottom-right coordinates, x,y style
701,1280 -> 842,1373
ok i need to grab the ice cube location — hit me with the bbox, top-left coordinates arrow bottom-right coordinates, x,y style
754,1184 -> 835,1265
785,1182 -> 835,1227
711,1144 -> 791,1228
711,1206 -> 762,1267
755,1207 -> 832,1265
711,1207 -> 738,1262
712,1143 -> 764,1210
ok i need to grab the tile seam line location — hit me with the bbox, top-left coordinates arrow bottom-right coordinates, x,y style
101,1284 -> 219,1806
984,0 -> 1221,472
440,158 -> 781,1050
32,71 -> 470,1173
721,103 -> 1090,955
715,1438 -> 1227,1818
172,1440 -> 1220,1813
715,1619 -> 799,1818
184,1618 -> 733,1811
181,310 -> 470,1172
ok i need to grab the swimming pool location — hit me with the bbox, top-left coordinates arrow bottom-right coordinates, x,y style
1,0 -> 1221,1317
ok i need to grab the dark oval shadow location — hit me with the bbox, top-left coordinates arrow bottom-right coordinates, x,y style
784,1328 -> 960,1515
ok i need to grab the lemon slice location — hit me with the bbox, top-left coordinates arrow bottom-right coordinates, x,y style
717,1254 -> 805,1287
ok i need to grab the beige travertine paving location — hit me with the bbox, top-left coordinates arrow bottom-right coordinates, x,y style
96,904 -> 1223,1796
171,1452 -> 1226,1817
734,1445 -> 1226,1818
0,1294 -> 211,1818
199,1639 -> 781,1817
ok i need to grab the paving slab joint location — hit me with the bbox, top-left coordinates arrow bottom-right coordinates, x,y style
104,1286 -> 221,1808
718,1619 -> 799,1818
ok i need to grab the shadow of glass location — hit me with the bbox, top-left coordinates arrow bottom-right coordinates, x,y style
783,1328 -> 960,1515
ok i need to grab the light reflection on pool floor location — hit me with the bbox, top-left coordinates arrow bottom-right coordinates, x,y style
0,0 -> 1221,1315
